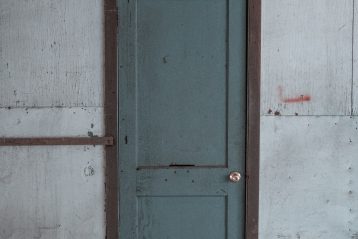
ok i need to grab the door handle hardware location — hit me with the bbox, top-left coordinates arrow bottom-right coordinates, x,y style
229,171 -> 241,182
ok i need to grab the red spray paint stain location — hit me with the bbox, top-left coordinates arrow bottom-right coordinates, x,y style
282,95 -> 311,103
278,86 -> 311,103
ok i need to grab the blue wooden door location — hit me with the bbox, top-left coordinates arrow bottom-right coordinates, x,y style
118,0 -> 247,238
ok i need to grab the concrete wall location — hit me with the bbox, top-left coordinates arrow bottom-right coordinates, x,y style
1,0 -> 357,238
0,0 -> 105,238
260,0 -> 358,238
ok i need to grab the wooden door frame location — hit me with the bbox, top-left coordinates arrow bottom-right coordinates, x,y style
103,0 -> 261,238
246,0 -> 261,239
104,0 -> 118,238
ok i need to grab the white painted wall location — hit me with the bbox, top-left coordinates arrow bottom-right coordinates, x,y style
1,0 -> 357,238
260,0 -> 358,238
0,0 -> 105,238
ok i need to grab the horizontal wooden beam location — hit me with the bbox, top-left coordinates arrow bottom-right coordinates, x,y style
0,137 -> 114,146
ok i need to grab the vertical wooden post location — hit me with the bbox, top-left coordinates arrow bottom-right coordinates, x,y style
104,0 -> 118,238
246,0 -> 261,238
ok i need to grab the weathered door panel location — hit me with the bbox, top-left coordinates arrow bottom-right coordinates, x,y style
137,0 -> 228,167
119,0 -> 247,238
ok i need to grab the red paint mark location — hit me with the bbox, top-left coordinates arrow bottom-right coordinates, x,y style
278,86 -> 311,103
282,95 -> 311,103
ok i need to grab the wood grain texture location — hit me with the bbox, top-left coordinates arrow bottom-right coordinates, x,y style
0,107 -> 106,238
0,108 -> 104,137
0,146 -> 105,239
261,0 -> 353,116
260,116 -> 358,238
353,0 -> 358,115
0,0 -> 108,238
0,0 -> 104,107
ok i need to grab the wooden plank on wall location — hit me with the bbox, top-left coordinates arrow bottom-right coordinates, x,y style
261,0 -> 353,116
0,0 -> 104,107
260,116 -> 358,238
103,0 -> 118,238
0,0 -> 107,237
353,0 -> 358,115
0,107 -> 106,238
0,146 -> 105,239
0,108 -> 104,137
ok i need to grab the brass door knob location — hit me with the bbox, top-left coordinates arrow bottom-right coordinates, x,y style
229,172 -> 241,182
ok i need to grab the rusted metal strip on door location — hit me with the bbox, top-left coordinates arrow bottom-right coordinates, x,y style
0,137 -> 114,146
246,0 -> 261,239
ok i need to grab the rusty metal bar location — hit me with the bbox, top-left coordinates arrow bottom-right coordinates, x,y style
0,137 -> 114,146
